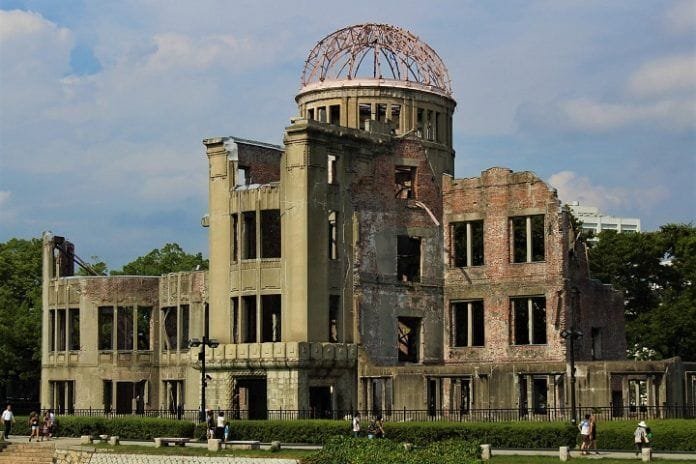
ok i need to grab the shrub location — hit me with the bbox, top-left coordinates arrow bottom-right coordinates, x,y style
585,419 -> 696,452
303,436 -> 481,464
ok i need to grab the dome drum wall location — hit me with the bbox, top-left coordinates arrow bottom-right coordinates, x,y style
296,81 -> 456,150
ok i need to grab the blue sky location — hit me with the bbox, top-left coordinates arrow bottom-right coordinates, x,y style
1,0 -> 694,269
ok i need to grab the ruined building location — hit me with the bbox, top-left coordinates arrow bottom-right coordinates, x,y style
41,24 -> 695,419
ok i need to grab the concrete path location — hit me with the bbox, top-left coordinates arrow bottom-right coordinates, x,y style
493,448 -> 696,461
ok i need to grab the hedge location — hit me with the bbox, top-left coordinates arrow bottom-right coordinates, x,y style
580,419 -> 696,452
1,416 -> 194,440
302,436 -> 481,464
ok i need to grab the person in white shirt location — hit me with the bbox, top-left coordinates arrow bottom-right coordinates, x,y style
352,412 -> 361,438
1,404 -> 15,438
578,414 -> 592,455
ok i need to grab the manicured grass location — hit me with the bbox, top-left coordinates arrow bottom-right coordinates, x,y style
91,443 -> 315,459
490,456 -> 694,464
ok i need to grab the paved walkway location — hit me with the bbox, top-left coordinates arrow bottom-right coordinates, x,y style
493,449 -> 696,460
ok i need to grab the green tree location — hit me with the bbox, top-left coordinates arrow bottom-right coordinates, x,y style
0,238 -> 43,403
588,224 -> 696,360
111,243 -> 208,276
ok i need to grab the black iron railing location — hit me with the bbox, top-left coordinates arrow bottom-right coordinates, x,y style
61,404 -> 696,422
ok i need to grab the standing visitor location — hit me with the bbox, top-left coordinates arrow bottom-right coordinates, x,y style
589,414 -> 599,454
206,409 -> 214,439
374,414 -> 385,439
578,414 -> 591,455
48,409 -> 56,439
352,412 -> 361,438
634,421 -> 650,457
216,411 -> 225,440
1,405 -> 14,438
223,422 -> 230,442
28,411 -> 39,441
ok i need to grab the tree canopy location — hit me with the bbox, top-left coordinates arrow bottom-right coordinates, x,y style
0,238 -> 42,403
588,224 -> 696,360
111,243 -> 208,276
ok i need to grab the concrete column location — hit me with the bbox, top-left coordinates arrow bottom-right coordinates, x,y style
480,444 -> 491,460
465,222 -> 472,267
526,216 -> 532,262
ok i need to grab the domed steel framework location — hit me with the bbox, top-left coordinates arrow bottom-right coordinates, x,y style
301,23 -> 452,96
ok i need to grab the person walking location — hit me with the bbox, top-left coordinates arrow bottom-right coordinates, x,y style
1,404 -> 15,438
579,414 -> 591,455
28,411 -> 39,441
634,420 -> 650,457
374,414 -> 385,439
215,411 -> 225,440
589,414 -> 599,454
352,412 -> 361,438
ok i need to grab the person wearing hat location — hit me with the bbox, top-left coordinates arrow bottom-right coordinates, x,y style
633,421 -> 650,457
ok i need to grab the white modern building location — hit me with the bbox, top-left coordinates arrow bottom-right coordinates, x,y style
567,202 -> 641,235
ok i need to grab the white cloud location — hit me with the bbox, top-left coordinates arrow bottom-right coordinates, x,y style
548,171 -> 669,214
664,0 -> 696,35
559,97 -> 696,132
628,54 -> 696,98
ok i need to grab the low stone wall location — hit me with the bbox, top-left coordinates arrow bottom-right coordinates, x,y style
54,449 -> 298,464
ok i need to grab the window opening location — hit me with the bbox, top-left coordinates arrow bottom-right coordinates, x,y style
451,220 -> 484,267
390,104 -> 401,130
317,106 -> 327,123
57,309 -> 66,351
242,211 -> 257,259
359,103 -> 371,130
395,166 -> 415,199
50,380 -> 74,414
511,215 -> 545,263
329,295 -> 340,342
327,154 -> 338,184
98,306 -> 114,350
416,108 -> 424,137
329,105 -> 340,125
328,211 -> 338,260
532,377 -> 548,414
307,108 -> 315,120
231,213 -> 238,262
591,327 -> 602,360
162,307 -> 177,350
426,110 -> 434,140
242,296 -> 257,343
231,297 -> 239,344
435,112 -> 442,142
237,166 -> 250,186
512,297 -> 546,345
629,379 -> 648,411
398,316 -> 421,363
452,300 -> 485,347
180,305 -> 189,349
103,380 -> 113,413
397,235 -> 421,283
377,103 -> 387,122
68,308 -> 80,350
261,295 -> 281,342
117,306 -> 133,350
260,209 -> 281,258
49,310 -> 55,351
456,378 -> 471,414
137,307 -> 152,350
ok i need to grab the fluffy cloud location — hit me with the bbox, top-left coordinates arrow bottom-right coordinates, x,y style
548,171 -> 669,214
628,54 -> 696,98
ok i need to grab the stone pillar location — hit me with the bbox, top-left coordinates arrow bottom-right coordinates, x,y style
480,444 -> 491,461
642,447 -> 652,462
208,439 -> 221,451
559,446 -> 569,461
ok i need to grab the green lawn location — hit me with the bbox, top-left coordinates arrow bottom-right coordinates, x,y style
490,457 -> 693,464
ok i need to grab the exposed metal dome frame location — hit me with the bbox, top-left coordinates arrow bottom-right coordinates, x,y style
301,23 -> 452,96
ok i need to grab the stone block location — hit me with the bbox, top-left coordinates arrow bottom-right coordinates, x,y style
273,342 -> 286,358
208,438 -> 221,451
270,440 -> 281,452
559,446 -> 569,462
109,436 -> 119,446
481,444 -> 491,460
642,447 -> 652,462
80,435 -> 93,445
154,438 -> 163,448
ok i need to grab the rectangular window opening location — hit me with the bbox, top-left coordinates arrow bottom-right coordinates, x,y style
329,295 -> 340,342
317,106 -> 327,123
242,211 -> 257,259
237,166 -> 250,187
69,308 -> 80,351
137,307 -> 152,350
512,297 -> 546,345
260,209 -> 281,258
261,295 -> 281,343
452,301 -> 484,347
57,309 -> 66,351
390,105 -> 401,131
451,220 -> 484,267
397,235 -> 421,283
426,110 -> 434,140
329,105 -> 340,125
242,296 -> 257,343
416,108 -> 424,137
162,306 -> 177,351
328,211 -> 338,260
398,317 -> 421,363
231,298 -> 239,344
98,306 -> 114,350
511,215 -> 545,263
307,108 -> 315,120
49,309 -> 56,351
359,103 -> 371,130
377,103 -> 387,122
231,213 -> 238,262
532,377 -> 548,414
395,166 -> 415,199
180,305 -> 189,349
117,306 -> 133,351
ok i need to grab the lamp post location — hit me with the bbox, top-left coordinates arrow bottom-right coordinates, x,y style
188,336 -> 219,423
560,328 -> 583,425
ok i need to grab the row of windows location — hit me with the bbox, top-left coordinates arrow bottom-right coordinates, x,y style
449,215 -> 546,267
231,210 -> 281,261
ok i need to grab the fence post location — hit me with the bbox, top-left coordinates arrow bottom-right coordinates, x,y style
403,406 -> 406,422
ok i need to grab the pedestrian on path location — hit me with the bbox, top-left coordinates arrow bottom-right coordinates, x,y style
589,414 -> 599,454
1,404 -> 14,438
28,411 -> 39,441
579,414 -> 591,455
352,412 -> 361,438
634,420 -> 650,457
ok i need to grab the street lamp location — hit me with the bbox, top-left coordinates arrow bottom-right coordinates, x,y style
188,336 -> 220,423
560,328 -> 583,425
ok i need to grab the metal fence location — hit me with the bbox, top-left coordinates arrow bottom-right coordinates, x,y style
60,404 -> 695,422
